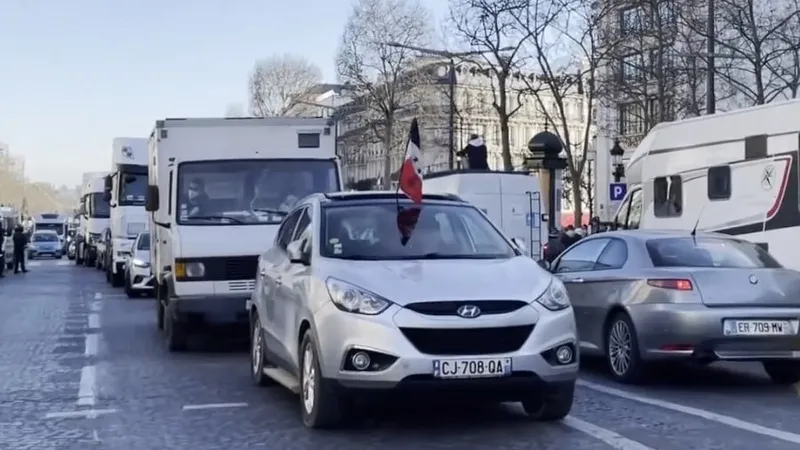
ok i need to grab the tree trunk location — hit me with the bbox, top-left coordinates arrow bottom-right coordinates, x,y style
381,120 -> 394,189
570,169 -> 584,226
499,115 -> 513,170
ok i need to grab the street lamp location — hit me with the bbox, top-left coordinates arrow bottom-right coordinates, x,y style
385,42 -> 513,169
610,139 -> 625,182
527,129 -> 568,233
586,141 -> 596,221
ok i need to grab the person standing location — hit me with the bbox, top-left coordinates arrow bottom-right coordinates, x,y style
12,225 -> 28,274
456,134 -> 489,170
0,224 -> 5,278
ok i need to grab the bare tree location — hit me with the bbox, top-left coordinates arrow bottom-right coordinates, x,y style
248,54 -> 322,117
769,0 -> 800,98
224,103 -> 246,117
512,0 -> 615,223
336,0 -> 433,188
449,0 -> 535,170
688,0 -> 800,105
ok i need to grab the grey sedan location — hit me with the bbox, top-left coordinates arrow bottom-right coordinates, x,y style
545,229 -> 800,384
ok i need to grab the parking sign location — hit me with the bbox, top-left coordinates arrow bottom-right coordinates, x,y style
609,183 -> 627,201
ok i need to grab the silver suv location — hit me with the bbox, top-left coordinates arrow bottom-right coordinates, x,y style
247,192 -> 578,428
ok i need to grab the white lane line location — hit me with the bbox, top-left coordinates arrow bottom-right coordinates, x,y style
93,292 -> 102,300
578,379 -> 800,445
92,430 -> 101,442
181,402 -> 249,411
77,365 -> 97,406
84,334 -> 99,356
57,260 -> 71,266
44,409 -> 117,419
88,313 -> 100,329
563,416 -> 656,450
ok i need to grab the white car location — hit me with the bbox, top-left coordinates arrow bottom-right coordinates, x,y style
248,191 -> 579,428
124,232 -> 154,297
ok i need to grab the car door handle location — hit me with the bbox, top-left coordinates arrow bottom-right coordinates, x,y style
259,268 -> 266,278
565,277 -> 584,283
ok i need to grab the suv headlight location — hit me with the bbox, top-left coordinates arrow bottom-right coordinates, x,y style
325,278 -> 393,315
535,278 -> 570,311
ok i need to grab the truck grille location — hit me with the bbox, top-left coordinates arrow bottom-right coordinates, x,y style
224,256 -> 258,280
399,325 -> 534,356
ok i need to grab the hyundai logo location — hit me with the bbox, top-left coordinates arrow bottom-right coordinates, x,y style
456,304 -> 481,318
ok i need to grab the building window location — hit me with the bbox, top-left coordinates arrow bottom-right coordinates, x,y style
619,102 -> 645,136
653,175 -> 683,217
620,7 -> 643,36
655,0 -> 677,26
707,165 -> 731,200
620,53 -> 644,83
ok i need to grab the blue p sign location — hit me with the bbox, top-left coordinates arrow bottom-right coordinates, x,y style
609,183 -> 627,201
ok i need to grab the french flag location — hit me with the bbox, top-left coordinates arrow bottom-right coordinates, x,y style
398,118 -> 423,203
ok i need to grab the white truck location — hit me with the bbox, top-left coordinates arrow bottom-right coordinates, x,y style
102,137 -> 149,286
146,117 -> 343,351
76,174 -> 110,266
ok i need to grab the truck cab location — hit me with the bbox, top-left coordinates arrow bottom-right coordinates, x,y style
76,175 -> 110,266
146,117 -> 343,351
103,138 -> 149,286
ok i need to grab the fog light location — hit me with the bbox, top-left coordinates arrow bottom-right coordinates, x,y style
351,351 -> 371,370
556,345 -> 573,364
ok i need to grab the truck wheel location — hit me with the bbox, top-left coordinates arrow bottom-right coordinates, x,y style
165,311 -> 188,352
156,300 -> 165,330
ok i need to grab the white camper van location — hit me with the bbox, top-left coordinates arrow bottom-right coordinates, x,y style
612,98 -> 800,268
76,175 -> 110,266
146,117 -> 342,351
32,212 -> 68,248
424,170 -> 554,259
102,138 -> 149,286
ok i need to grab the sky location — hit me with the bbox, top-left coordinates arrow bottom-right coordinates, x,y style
0,0 -> 449,187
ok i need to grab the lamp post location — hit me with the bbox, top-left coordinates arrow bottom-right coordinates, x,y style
385,42 -> 513,169
527,129 -> 568,233
610,139 -> 625,182
586,142 -> 596,221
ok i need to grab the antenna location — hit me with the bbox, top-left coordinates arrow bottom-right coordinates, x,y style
690,201 -> 708,245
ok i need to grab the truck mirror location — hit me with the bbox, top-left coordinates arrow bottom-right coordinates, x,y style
145,185 -> 160,212
104,175 -> 112,192
124,175 -> 137,184
103,192 -> 112,202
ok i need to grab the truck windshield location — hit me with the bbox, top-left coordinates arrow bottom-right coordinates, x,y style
35,223 -> 65,236
119,170 -> 147,206
89,193 -> 110,218
176,159 -> 339,225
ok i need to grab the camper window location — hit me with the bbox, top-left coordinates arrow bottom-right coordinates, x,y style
707,165 -> 731,200
653,175 -> 683,217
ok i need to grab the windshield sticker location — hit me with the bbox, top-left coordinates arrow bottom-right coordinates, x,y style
332,241 -> 342,254
179,204 -> 188,221
328,238 -> 339,244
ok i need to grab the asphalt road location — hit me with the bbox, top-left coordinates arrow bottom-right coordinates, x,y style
2,259 -> 800,450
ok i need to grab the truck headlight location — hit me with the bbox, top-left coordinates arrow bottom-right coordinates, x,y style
535,278 -> 571,311
175,261 -> 205,280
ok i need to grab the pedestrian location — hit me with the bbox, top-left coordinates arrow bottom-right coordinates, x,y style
0,223 -> 5,278
12,225 -> 28,274
456,134 -> 489,170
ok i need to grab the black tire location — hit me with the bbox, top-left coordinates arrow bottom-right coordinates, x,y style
522,381 -> 575,421
165,309 -> 188,352
5,263 -> 12,270
111,269 -> 124,288
124,275 -> 137,298
299,332 -> 350,429
763,361 -> 800,384
605,312 -> 647,383
250,312 -> 274,386
156,300 -> 165,330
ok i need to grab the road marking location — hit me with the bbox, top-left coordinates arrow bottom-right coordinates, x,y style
77,365 -> 97,406
57,260 -> 71,266
27,261 -> 41,267
578,379 -> 800,445
88,313 -> 100,329
92,430 -> 101,442
563,416 -> 655,450
93,292 -> 102,300
84,334 -> 99,356
181,402 -> 249,411
44,409 -> 117,419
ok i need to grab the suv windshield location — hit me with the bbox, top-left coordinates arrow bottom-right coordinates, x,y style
119,170 -> 147,206
646,237 -> 782,268
89,193 -> 110,218
177,159 -> 339,225
321,202 -> 516,260
33,233 -> 58,242
137,233 -> 150,250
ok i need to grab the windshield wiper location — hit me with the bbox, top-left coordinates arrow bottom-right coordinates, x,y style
251,208 -> 288,216
189,215 -> 245,224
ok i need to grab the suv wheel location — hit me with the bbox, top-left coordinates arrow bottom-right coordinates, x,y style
299,332 -> 349,429
250,313 -> 273,386
522,381 -> 574,420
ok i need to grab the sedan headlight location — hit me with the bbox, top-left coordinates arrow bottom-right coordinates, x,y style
535,278 -> 571,311
132,258 -> 150,268
325,278 -> 393,315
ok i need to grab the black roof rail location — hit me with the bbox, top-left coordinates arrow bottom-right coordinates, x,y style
322,191 -> 464,202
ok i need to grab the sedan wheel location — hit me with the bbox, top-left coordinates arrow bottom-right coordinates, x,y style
606,313 -> 646,383
301,345 -> 316,414
763,360 -> 800,384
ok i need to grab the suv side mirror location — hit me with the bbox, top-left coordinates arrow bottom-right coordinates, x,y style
510,237 -> 527,254
145,185 -> 159,212
287,240 -> 310,266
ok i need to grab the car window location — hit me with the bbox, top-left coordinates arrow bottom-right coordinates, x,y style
595,238 -> 628,270
321,202 -> 516,260
555,238 -> 610,273
137,233 -> 150,250
276,209 -> 303,250
292,208 -> 311,242
646,236 -> 782,268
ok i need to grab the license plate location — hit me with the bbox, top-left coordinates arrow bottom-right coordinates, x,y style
432,357 -> 511,379
723,319 -> 794,336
